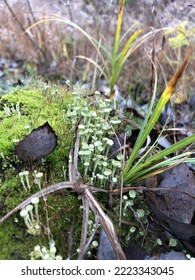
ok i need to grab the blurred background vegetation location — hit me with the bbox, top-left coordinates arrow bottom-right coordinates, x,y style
0,0 -> 194,97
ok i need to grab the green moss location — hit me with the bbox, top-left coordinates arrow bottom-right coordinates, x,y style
0,84 -> 82,259
0,217 -> 48,260
46,192 -> 82,259
0,191 -> 82,259
0,87 -> 72,156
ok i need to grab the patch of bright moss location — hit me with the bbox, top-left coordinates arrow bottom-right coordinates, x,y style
0,84 -> 83,259
0,87 -> 72,155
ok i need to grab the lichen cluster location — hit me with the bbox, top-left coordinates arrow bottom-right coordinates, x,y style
66,88 -> 122,187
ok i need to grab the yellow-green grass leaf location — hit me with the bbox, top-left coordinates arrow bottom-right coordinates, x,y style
110,28 -> 143,91
112,0 -> 126,67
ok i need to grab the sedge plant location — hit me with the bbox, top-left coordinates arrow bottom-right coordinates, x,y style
25,0 -> 147,96
123,46 -> 195,185
25,1 -> 192,99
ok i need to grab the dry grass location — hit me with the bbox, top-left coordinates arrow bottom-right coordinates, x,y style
0,0 -> 194,94
0,1 -> 118,76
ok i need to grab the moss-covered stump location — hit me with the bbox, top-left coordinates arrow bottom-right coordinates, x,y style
0,84 -> 82,259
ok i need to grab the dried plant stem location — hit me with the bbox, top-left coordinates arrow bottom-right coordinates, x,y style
69,117 -> 83,182
119,133 -> 126,231
77,193 -> 90,259
1,181 -> 194,225
0,181 -> 74,224
25,0 -> 41,32
77,214 -> 99,260
86,188 -> 126,259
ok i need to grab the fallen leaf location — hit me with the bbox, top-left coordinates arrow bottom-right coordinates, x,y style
15,122 -> 57,161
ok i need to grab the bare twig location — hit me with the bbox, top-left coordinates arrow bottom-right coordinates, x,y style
77,193 -> 90,259
68,147 -> 75,181
78,214 -> 100,260
119,133 -> 126,231
0,181 -> 74,224
73,123 -> 81,174
1,180 -> 194,225
25,0 -> 41,32
86,188 -> 126,259
69,117 -> 83,182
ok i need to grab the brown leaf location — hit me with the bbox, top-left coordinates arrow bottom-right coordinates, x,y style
15,122 -> 57,161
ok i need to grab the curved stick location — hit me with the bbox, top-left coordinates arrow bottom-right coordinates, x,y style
0,181 -> 74,224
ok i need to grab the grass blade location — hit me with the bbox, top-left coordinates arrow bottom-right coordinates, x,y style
124,133 -> 195,184
110,28 -> 143,90
124,46 -> 192,179
128,152 -> 194,183
76,55 -> 109,81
